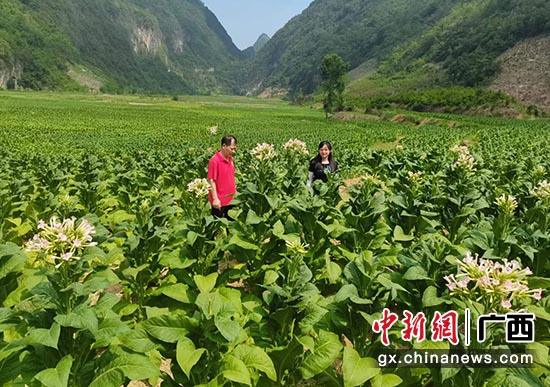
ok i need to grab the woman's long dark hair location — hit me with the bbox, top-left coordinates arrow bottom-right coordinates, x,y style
312,141 -> 333,162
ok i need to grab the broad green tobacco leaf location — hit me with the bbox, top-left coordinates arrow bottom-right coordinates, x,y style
403,266 -> 430,281
92,318 -> 132,349
214,304 -> 241,342
484,368 -> 544,387
297,336 -> 316,353
194,272 -> 218,293
326,255 -> 342,284
299,303 -> 328,333
343,347 -> 379,387
422,285 -> 447,307
334,284 -> 371,304
526,305 -> 550,321
29,322 -> 61,349
223,355 -> 251,386
159,249 -> 195,269
176,337 -> 206,378
376,274 -> 409,298
300,330 -> 342,379
413,339 -> 450,351
393,225 -> 414,242
35,355 -> 73,387
0,243 -> 26,280
371,374 -> 403,387
233,344 -> 277,381
54,307 -> 98,335
159,283 -> 194,303
526,342 -> 549,367
118,327 -> 158,353
143,313 -> 191,343
245,209 -> 263,225
89,350 -> 159,387
228,234 -> 259,251
0,308 -> 18,331
121,263 -> 148,280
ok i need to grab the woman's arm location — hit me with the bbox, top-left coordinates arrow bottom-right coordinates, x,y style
307,171 -> 314,187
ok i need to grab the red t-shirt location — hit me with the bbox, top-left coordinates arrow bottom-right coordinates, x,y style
207,151 -> 236,206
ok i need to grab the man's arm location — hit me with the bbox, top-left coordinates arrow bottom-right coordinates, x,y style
209,178 -> 221,209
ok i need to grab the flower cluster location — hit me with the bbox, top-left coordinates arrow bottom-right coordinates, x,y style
495,193 -> 518,214
251,143 -> 276,161
285,240 -> 309,255
444,251 -> 542,312
208,125 -> 218,135
25,216 -> 97,268
534,165 -> 546,178
187,178 -> 211,197
283,139 -> 308,155
532,180 -> 550,200
362,173 -> 382,186
407,171 -> 423,184
451,145 -> 476,172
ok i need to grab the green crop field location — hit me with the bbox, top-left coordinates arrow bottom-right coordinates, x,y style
1,91 -> 549,387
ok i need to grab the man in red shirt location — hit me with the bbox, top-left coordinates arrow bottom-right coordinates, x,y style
208,135 -> 237,218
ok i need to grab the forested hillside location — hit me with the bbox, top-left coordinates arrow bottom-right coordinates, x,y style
1,0 -> 549,106
0,0 -> 243,93
252,0 -> 550,100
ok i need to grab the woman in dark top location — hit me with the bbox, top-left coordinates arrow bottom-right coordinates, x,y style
307,141 -> 338,186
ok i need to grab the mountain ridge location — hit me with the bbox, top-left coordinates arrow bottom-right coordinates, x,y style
250,0 -> 550,111
0,0 -> 243,93
1,0 -> 549,111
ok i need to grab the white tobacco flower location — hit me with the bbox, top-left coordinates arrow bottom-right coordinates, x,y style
532,180 -> 550,200
450,145 -> 470,155
24,216 -> 98,268
445,251 -> 543,311
477,277 -> 492,287
501,300 -> 512,309
187,178 -> 211,198
495,194 -> 518,214
457,277 -> 470,288
251,143 -> 276,161
283,139 -> 308,155
407,171 -> 423,184
208,125 -> 218,135
451,145 -> 476,171
454,153 -> 476,171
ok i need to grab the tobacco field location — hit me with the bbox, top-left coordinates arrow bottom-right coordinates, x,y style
0,91 -> 549,387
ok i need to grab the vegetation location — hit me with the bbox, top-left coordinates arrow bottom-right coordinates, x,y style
0,91 -> 549,386
0,0 -> 244,94
379,0 -> 550,87
355,87 -> 519,116
253,0 -> 550,97
321,54 -> 349,118
2,0 -> 550,107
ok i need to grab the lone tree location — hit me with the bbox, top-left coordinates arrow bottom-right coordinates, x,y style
321,53 -> 349,118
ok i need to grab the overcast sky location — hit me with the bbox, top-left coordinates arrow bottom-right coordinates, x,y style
201,0 -> 312,50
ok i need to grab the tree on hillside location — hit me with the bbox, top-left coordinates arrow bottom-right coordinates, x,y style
321,54 -> 349,118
